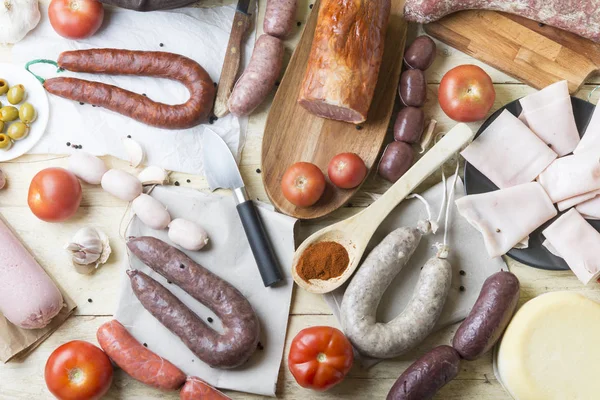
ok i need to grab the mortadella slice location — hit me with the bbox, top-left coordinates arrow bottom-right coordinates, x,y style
519,81 -> 580,156
456,182 -> 557,258
0,218 -> 63,329
537,153 -> 600,203
574,100 -> 600,154
461,110 -> 557,189
576,196 -> 600,220
542,209 -> 600,284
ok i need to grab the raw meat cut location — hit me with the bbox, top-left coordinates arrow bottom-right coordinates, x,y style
456,182 -> 557,258
298,0 -> 391,123
404,0 -> 600,43
537,152 -> 600,203
461,110 -> 557,189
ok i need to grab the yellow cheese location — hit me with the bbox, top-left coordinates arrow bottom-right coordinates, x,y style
497,292 -> 600,400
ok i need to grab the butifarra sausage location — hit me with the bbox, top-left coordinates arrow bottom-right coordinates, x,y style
127,236 -> 260,369
386,345 -> 461,400
180,377 -> 232,400
452,271 -> 520,360
264,0 -> 297,38
44,49 -> 215,129
298,0 -> 391,123
340,223 -> 452,358
97,320 -> 186,391
404,0 -> 600,43
227,34 -> 284,117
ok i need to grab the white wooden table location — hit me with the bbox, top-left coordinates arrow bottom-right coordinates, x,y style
2,1 -> 600,399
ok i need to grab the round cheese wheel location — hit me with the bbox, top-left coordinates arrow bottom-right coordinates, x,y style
497,291 -> 600,400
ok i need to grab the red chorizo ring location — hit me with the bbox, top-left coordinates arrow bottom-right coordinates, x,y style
127,236 -> 260,369
43,49 -> 215,129
97,320 -> 186,391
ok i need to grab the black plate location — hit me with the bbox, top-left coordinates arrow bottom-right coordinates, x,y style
464,96 -> 600,270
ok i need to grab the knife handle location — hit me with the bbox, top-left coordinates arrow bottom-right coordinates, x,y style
235,192 -> 283,287
214,12 -> 252,118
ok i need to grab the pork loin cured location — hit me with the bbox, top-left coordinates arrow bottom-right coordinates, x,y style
298,0 -> 391,124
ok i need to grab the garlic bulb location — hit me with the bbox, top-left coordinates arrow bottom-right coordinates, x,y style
0,0 -> 41,45
138,165 -> 169,185
65,227 -> 111,274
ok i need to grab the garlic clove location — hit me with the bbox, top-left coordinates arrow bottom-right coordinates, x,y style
138,165 -> 169,185
73,262 -> 97,275
122,137 -> 144,167
97,229 -> 112,265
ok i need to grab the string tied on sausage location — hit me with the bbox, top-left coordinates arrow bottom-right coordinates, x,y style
24,59 -> 63,85
435,156 -> 460,260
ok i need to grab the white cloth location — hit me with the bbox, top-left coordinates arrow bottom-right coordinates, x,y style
322,176 -> 506,367
115,186 -> 296,396
11,6 -> 255,174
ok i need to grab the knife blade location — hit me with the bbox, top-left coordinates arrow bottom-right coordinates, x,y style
213,0 -> 253,118
202,129 -> 283,287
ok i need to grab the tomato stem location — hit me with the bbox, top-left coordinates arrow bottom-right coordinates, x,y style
69,0 -> 80,11
68,368 -> 84,385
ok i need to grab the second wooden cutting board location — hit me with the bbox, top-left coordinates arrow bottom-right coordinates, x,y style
424,10 -> 600,94
261,0 -> 407,220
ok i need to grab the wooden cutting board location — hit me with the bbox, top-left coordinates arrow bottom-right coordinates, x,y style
261,0 -> 408,220
424,10 -> 600,94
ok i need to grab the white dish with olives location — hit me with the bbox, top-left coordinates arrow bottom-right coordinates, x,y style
0,63 -> 48,161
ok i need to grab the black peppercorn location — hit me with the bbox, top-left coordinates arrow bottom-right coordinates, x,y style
174,181 -> 180,186
207,317 -> 213,323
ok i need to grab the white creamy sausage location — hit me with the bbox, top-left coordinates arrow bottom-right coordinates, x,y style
101,169 -> 143,202
264,0 -> 297,38
340,224 -> 452,358
0,218 -> 63,329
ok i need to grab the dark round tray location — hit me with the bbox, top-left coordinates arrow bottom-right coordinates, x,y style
464,96 -> 600,270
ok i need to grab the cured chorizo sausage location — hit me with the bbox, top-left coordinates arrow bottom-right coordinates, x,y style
227,34 -> 283,117
44,49 -> 215,129
180,377 -> 231,400
341,223 -> 452,358
97,320 -> 186,391
127,236 -> 260,369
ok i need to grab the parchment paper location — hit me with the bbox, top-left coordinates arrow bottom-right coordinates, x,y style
115,186 -> 296,396
324,176 -> 506,367
11,4 -> 256,174
0,217 -> 76,363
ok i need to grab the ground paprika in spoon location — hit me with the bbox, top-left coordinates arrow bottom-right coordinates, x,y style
297,241 -> 349,281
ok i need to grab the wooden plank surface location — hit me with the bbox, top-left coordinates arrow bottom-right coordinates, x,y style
1,1 -> 600,399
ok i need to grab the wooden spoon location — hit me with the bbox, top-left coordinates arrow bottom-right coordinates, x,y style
292,123 -> 475,294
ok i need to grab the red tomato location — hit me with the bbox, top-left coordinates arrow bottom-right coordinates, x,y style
45,340 -> 113,400
288,326 -> 354,391
281,162 -> 326,207
49,0 -> 104,40
328,153 -> 367,189
28,167 -> 82,222
438,64 -> 495,122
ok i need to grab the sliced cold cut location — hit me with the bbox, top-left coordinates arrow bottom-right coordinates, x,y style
44,49 -> 215,129
461,109 -> 557,189
542,209 -> 600,284
575,100 -> 600,154
386,345 -> 460,400
452,271 -> 520,360
228,34 -> 283,117
0,218 -> 63,329
298,0 -> 391,123
127,236 -> 260,369
97,320 -> 186,390
455,182 -> 557,258
537,152 -> 600,203
576,196 -> 600,219
341,224 -> 452,359
404,0 -> 600,43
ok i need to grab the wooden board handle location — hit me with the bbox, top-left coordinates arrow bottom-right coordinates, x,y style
214,12 -> 252,118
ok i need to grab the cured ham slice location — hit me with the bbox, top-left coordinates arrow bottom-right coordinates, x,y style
542,209 -> 600,284
519,81 -> 580,156
461,110 -> 557,189
576,196 -> 600,220
556,189 -> 600,211
574,100 -> 600,154
537,153 -> 600,203
456,182 -> 557,258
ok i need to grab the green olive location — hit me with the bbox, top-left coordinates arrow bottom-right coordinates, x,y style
19,103 -> 36,124
0,121 -> 4,132
0,106 -> 19,122
7,84 -> 25,105
0,80 -> 8,96
0,134 -> 13,150
7,122 -> 29,141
